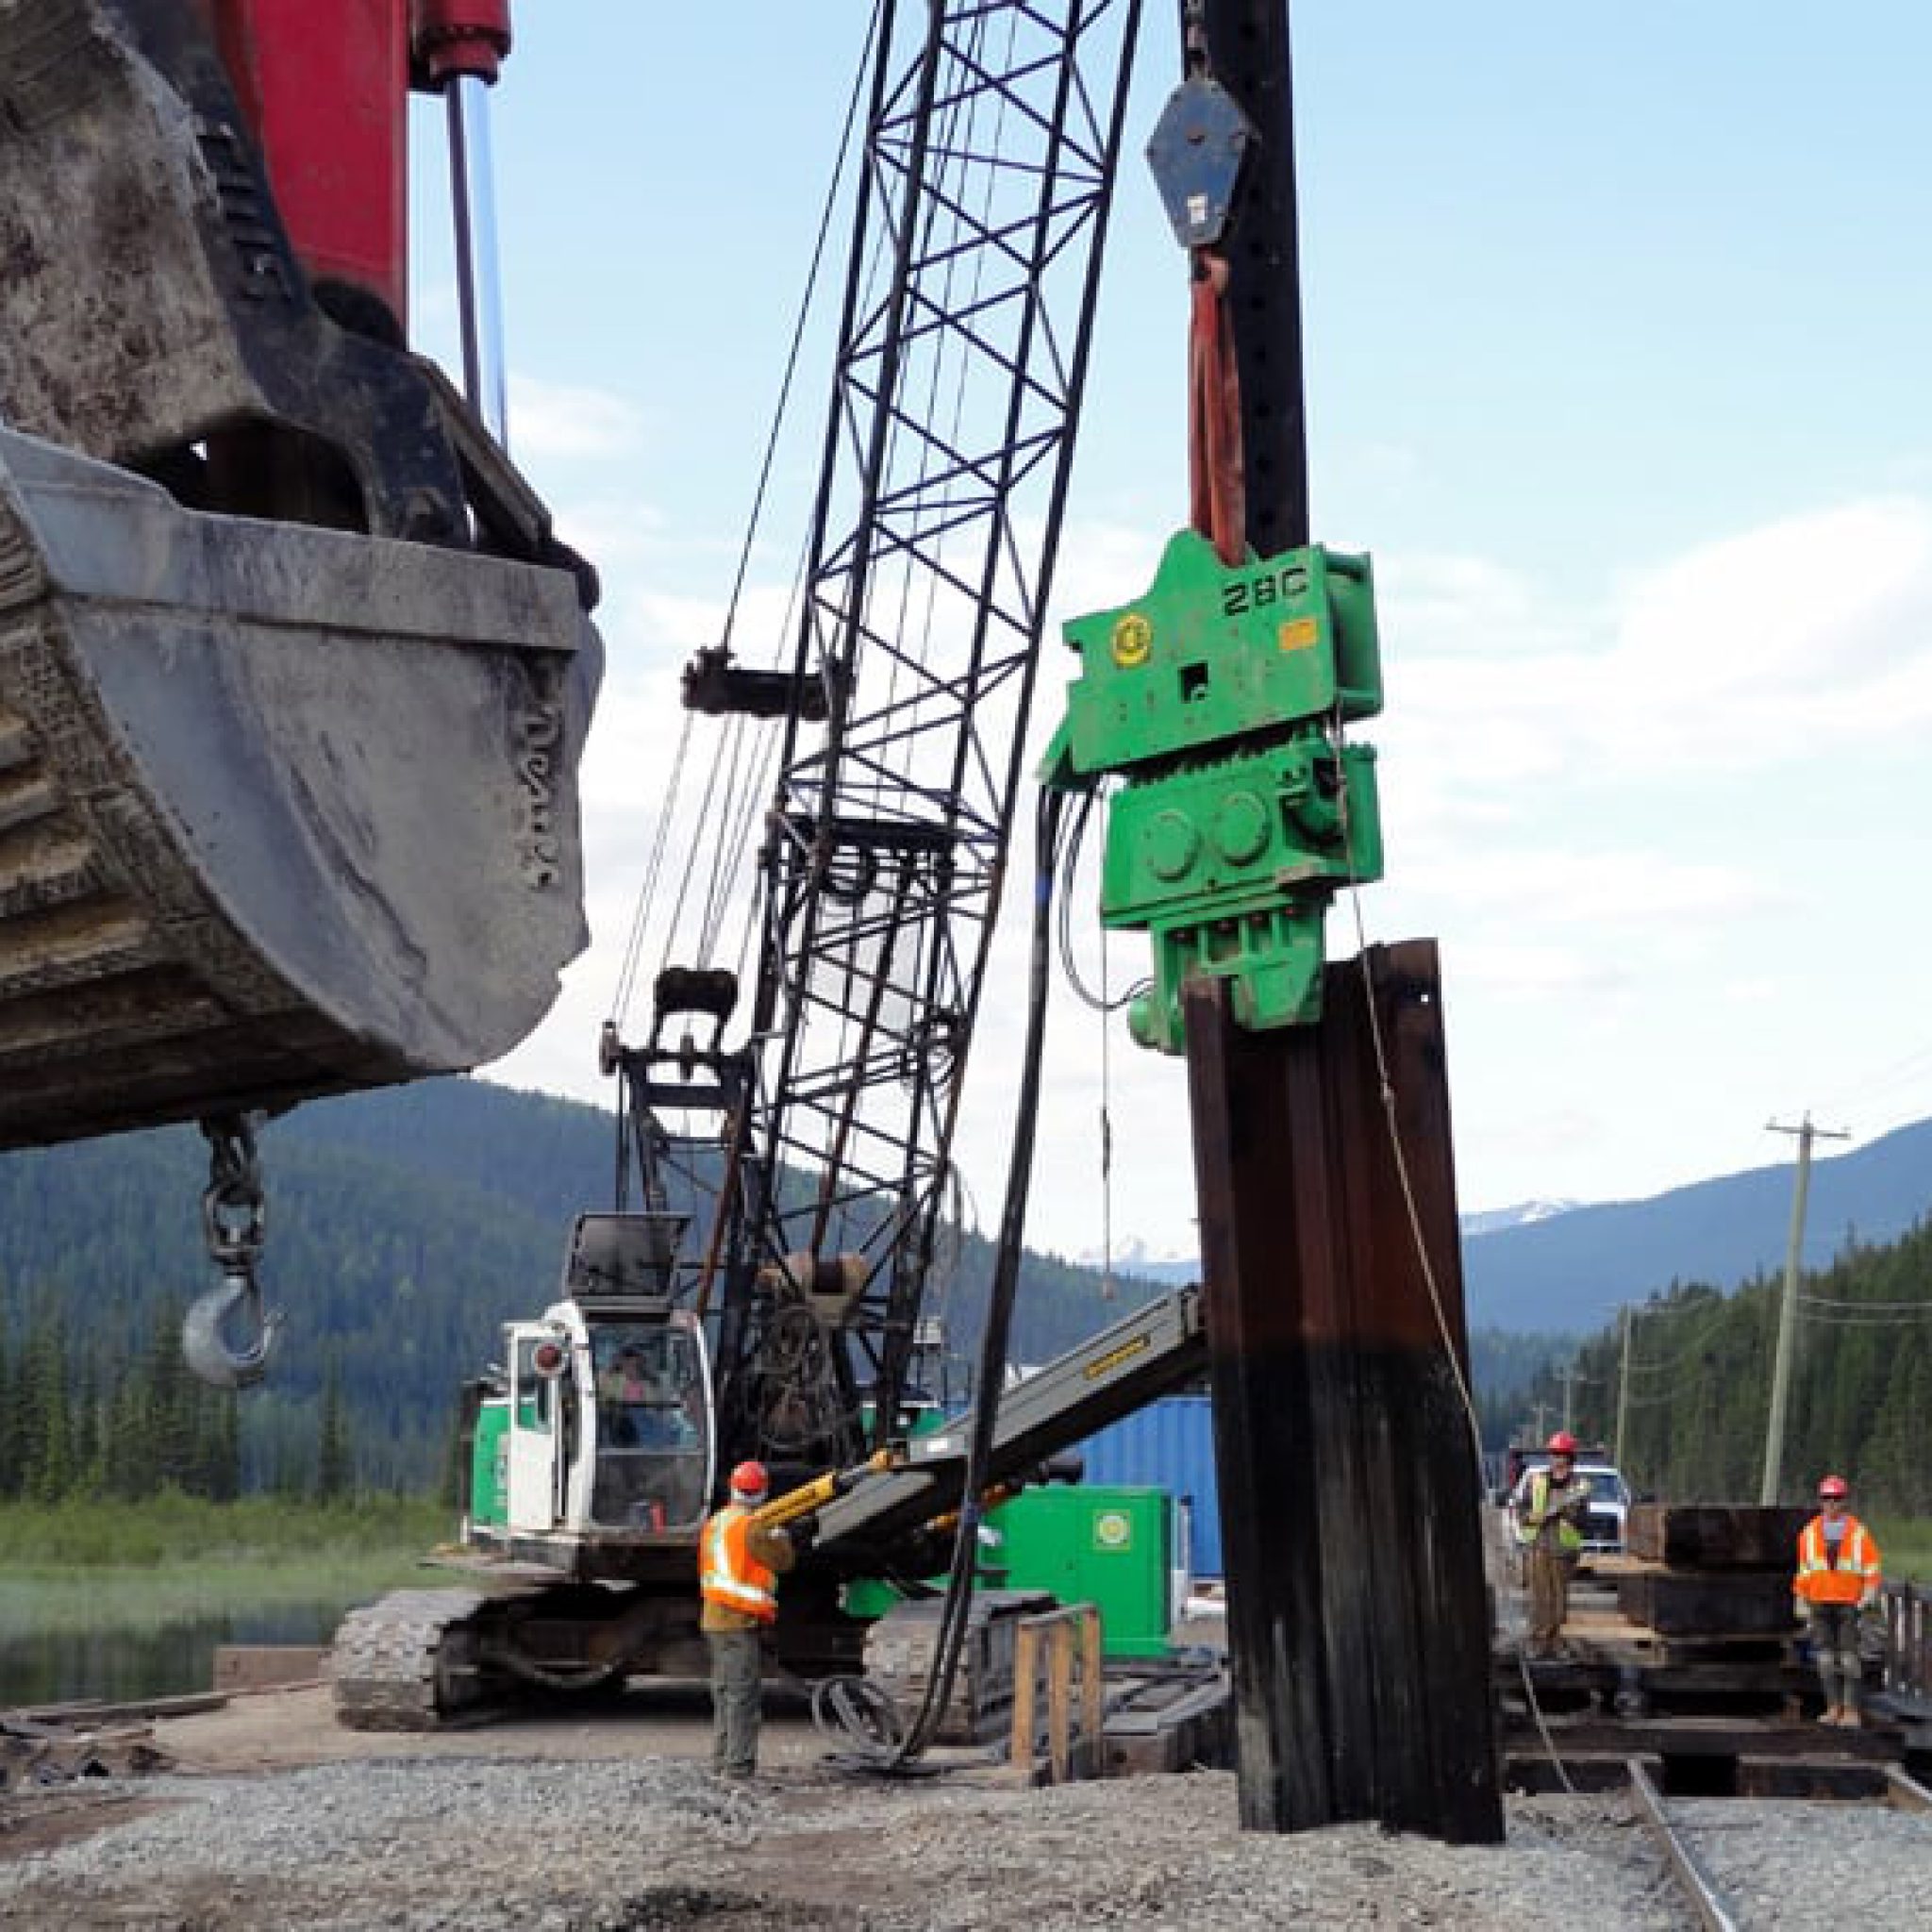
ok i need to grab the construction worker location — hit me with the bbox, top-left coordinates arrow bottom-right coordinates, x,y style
1792,1473 -> 1883,1727
699,1459 -> 800,1779
1516,1431 -> 1591,1661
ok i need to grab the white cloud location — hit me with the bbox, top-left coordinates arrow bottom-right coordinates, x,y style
1445,940 -> 1634,1003
1377,550 -> 1587,660
1385,497 -> 1932,795
1435,848 -> 1777,924
507,374 -> 650,462
495,486 -> 1932,1254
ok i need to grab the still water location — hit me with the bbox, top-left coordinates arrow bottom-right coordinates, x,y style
0,1600 -> 349,1709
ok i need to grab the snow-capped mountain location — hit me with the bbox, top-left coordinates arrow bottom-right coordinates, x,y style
1459,1200 -> 1581,1239
1089,1201 -> 1582,1279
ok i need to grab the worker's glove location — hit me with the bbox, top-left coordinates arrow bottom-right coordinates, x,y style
787,1518 -> 819,1554
1791,1600 -> 1812,1628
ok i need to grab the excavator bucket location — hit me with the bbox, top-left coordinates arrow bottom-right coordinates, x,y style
0,2 -> 605,1149
0,426 -> 600,1148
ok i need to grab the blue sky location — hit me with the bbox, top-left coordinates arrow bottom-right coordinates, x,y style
414,4 -> 1932,1264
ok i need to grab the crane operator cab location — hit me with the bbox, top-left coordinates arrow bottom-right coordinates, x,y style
467,1215 -> 717,1553
586,1322 -> 711,1530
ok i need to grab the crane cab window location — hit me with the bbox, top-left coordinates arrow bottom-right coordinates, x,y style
589,1322 -> 710,1532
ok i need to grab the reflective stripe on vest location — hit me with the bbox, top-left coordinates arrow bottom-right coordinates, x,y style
1795,1515 -> 1881,1606
1519,1471 -> 1587,1552
701,1504 -> 777,1623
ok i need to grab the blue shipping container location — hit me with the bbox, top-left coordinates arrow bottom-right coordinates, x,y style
1077,1394 -> 1222,1580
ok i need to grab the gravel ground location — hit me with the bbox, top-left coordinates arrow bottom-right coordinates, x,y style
0,1758 -> 1704,1931
1666,1795 -> 1932,1927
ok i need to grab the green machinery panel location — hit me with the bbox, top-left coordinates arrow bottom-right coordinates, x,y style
990,1485 -> 1174,1659
843,1485 -> 1176,1657
1045,528 -> 1384,1048
1060,529 -> 1380,770
469,1398 -> 509,1529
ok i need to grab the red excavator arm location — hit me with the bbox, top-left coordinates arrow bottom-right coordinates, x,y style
207,2 -> 512,341
207,0 -> 415,333
0,0 -> 598,1154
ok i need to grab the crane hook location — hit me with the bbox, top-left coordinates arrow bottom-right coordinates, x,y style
186,1113 -> 281,1388
182,1269 -> 282,1389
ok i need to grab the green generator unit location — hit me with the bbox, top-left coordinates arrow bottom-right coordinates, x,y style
989,1485 -> 1174,1659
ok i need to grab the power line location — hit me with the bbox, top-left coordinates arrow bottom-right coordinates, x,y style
1817,1036 -> 1932,1123
1796,1290 -> 1932,1313
1795,1307 -> 1932,1329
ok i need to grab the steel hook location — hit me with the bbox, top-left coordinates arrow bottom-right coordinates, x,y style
182,1269 -> 282,1389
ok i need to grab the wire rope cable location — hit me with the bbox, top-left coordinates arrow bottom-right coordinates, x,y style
612,711 -> 697,1029
1333,708 -> 1574,1793
820,786 -> 1069,1775
687,2 -> 884,968
612,4 -> 881,1019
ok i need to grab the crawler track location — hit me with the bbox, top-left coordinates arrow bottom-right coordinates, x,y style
1627,1757 -> 1932,1929
331,1589 -> 493,1731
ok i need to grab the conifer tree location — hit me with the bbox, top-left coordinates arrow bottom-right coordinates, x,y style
146,1299 -> 196,1491
25,1313 -> 75,1502
0,1307 -> 16,1500
314,1355 -> 352,1501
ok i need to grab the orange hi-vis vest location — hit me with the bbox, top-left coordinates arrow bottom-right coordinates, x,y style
1794,1514 -> 1882,1607
701,1504 -> 778,1624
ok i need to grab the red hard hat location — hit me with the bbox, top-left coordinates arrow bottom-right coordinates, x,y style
1546,1431 -> 1578,1456
1818,1474 -> 1849,1499
730,1459 -> 770,1499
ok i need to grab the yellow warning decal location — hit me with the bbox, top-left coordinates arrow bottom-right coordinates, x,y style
1083,1333 -> 1151,1381
1110,612 -> 1154,669
1277,615 -> 1320,653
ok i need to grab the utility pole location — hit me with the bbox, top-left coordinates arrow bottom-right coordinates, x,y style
1759,1113 -> 1850,1504
1613,1306 -> 1633,1474
1557,1360 -> 1592,1435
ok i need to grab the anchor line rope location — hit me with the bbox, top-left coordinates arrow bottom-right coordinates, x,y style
613,709 -> 695,1028
699,0 -> 884,966
618,2 -> 879,1015
712,0 -> 879,665
1330,758 -> 1483,1459
1333,704 -> 1576,1795
808,0 -> 1004,1201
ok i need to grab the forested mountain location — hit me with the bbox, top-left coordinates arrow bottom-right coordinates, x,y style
12,1077 -> 1924,1506
1462,1116 -> 1932,1332
0,1078 -> 1158,1497
1467,1328 -> 1578,1443
1527,1218 -> 1932,1513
